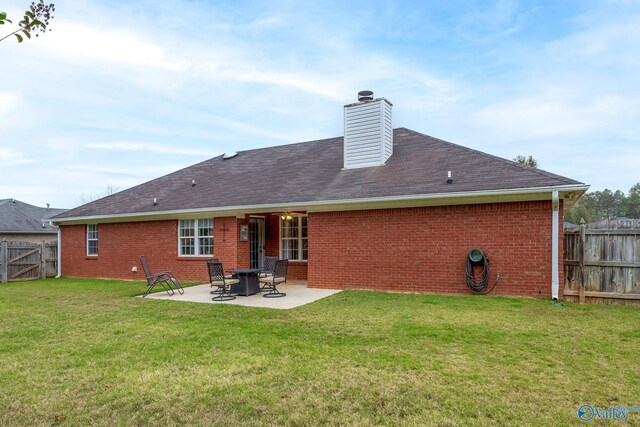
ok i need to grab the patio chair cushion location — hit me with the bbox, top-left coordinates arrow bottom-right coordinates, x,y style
259,276 -> 285,284
211,279 -> 239,286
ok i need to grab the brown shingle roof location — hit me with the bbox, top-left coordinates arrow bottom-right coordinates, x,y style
55,128 -> 584,219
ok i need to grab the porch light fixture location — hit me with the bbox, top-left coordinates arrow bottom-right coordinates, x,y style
274,211 -> 303,220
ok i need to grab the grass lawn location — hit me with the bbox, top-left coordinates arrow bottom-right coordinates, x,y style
0,279 -> 638,426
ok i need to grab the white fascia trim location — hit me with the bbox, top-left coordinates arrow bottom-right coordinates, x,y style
51,184 -> 589,225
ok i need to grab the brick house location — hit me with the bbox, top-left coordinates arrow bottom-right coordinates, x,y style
52,94 -> 588,299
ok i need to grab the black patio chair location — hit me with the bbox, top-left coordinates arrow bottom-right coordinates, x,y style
207,261 -> 238,301
260,256 -> 278,279
259,259 -> 287,298
139,255 -> 184,297
206,259 -> 235,280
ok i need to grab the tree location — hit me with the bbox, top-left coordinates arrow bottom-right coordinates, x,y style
0,1 -> 55,43
513,155 -> 538,168
627,183 -> 640,219
564,182 -> 640,224
78,185 -> 120,206
595,189 -> 627,220
564,193 -> 597,224
563,201 -> 593,225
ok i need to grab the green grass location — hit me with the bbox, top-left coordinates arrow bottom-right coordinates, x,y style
0,279 -> 638,426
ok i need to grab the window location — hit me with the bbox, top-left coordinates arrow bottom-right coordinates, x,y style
280,216 -> 308,261
87,224 -> 98,256
179,219 -> 213,256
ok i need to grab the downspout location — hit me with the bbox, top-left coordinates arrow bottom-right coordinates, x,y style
55,226 -> 62,278
551,191 -> 559,301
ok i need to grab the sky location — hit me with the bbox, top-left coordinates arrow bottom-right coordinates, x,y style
1,0 -> 639,209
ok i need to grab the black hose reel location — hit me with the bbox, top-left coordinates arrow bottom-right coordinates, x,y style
465,248 -> 500,294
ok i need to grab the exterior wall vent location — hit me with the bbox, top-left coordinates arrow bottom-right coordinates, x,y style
343,92 -> 393,169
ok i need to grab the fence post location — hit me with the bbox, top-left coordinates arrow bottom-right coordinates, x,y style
0,238 -> 7,283
578,218 -> 586,304
40,240 -> 47,279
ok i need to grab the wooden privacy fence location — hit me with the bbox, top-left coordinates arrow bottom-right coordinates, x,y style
564,223 -> 640,305
0,239 -> 58,283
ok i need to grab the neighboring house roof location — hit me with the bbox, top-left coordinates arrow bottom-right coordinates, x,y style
0,199 -> 67,234
53,128 -> 587,222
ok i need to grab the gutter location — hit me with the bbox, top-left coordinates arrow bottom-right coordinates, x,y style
551,191 -> 559,301
55,227 -> 62,278
51,183 -> 589,225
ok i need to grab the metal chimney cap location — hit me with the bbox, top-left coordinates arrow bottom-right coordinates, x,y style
358,90 -> 374,102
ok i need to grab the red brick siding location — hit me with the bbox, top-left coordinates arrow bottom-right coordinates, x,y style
235,217 -> 250,269
262,214 -> 308,280
307,201 -> 564,297
285,263 -> 308,280
214,217 -> 242,270
60,200 -> 563,297
60,217 -> 242,282
264,214 -> 280,256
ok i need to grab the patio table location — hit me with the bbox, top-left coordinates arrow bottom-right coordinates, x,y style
228,268 -> 262,296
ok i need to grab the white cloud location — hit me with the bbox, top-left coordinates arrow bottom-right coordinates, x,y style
210,16 -> 284,33
465,8 -> 640,143
0,147 -> 36,165
207,115 -> 304,142
549,18 -> 640,56
35,21 -> 190,71
0,92 -> 21,116
2,0 -> 638,207
210,68 -> 345,101
471,90 -> 635,139
454,0 -> 526,42
85,141 -> 216,157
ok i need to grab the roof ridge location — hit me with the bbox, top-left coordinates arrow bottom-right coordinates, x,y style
403,128 -> 582,185
230,127 -> 428,157
234,134 -> 343,156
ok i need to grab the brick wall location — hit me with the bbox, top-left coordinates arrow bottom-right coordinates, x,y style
61,215 -> 309,282
60,217 -> 242,282
307,201 -> 564,297
60,200 -> 564,297
263,214 -> 307,280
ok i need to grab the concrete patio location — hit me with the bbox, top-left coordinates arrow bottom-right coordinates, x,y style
142,280 -> 341,309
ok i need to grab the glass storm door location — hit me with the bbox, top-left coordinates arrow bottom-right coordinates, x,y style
249,217 -> 265,269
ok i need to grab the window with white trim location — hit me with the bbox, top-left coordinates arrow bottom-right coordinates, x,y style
86,224 -> 98,256
179,219 -> 213,256
280,216 -> 308,261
